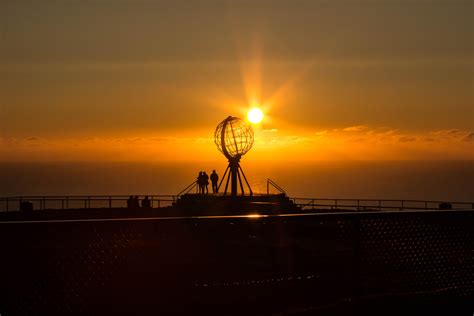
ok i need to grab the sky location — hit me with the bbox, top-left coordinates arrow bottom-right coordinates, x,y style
1,0 -> 473,162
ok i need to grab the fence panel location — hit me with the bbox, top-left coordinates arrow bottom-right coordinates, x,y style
0,211 -> 471,314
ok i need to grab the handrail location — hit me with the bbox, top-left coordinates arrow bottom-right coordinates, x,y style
176,181 -> 198,197
289,197 -> 474,212
0,195 -> 178,212
266,178 -> 286,195
0,195 -> 473,213
290,197 -> 474,205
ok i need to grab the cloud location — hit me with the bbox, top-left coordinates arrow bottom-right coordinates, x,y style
463,132 -> 474,142
444,129 -> 462,135
332,127 -> 473,145
342,125 -> 367,132
398,136 -> 417,143
263,129 -> 278,133
1,126 -> 473,162
430,129 -> 464,139
349,137 -> 367,143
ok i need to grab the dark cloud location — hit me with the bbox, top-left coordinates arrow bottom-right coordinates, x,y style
463,132 -> 474,142
398,136 -> 417,143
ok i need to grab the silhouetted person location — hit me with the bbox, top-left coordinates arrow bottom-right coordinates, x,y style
128,196 -> 140,209
210,170 -> 219,193
127,196 -> 134,209
142,196 -> 151,208
134,196 -> 140,208
20,201 -> 33,212
203,172 -> 209,194
197,171 -> 204,194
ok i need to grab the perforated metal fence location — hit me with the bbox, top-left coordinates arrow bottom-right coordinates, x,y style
0,210 -> 472,315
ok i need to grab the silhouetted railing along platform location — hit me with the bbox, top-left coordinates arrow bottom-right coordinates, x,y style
0,195 -> 177,212
290,197 -> 474,212
0,195 -> 472,213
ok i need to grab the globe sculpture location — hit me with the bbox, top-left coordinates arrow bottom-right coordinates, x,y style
214,116 -> 254,196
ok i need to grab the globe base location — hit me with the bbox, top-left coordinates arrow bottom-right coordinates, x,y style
218,158 -> 253,197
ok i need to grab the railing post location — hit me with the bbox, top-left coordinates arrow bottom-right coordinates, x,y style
66,197 -> 69,209
158,200 -> 161,209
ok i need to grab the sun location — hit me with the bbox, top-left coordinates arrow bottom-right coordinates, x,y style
247,107 -> 264,124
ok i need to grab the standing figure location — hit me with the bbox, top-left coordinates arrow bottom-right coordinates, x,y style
134,196 -> 140,208
141,196 -> 151,208
197,171 -> 204,194
203,172 -> 209,194
127,196 -> 133,208
210,170 -> 219,193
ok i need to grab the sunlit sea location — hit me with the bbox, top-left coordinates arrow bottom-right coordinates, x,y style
1,161 -> 473,202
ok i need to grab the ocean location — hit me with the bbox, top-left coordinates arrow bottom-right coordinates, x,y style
0,161 -> 473,202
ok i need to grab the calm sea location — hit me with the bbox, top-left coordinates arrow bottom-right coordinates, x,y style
1,161 -> 473,202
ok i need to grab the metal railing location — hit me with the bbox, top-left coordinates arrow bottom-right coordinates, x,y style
176,181 -> 198,196
290,197 -> 474,212
0,195 -> 177,212
0,194 -> 473,213
266,178 -> 286,195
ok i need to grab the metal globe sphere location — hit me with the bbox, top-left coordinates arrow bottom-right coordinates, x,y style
214,116 -> 254,160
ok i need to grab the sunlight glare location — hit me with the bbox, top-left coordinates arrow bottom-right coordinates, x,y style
248,108 -> 264,124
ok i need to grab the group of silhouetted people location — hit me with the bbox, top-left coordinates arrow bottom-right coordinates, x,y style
127,195 -> 151,209
197,170 -> 219,194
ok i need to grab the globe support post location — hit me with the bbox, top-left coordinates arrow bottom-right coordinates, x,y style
218,157 -> 253,197
230,159 -> 238,196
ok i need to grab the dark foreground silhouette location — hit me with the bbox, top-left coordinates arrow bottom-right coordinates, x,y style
0,210 -> 472,315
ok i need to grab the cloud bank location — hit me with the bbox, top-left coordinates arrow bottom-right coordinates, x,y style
1,126 -> 473,162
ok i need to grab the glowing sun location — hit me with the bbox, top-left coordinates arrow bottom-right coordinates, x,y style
247,107 -> 264,124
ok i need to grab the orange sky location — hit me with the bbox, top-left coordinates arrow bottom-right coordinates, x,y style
1,0 -> 473,162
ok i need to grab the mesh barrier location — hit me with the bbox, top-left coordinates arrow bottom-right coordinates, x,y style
358,215 -> 472,299
0,211 -> 472,315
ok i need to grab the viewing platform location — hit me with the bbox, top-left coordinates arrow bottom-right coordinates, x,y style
1,177 -> 473,222
0,192 -> 472,222
174,193 -> 300,214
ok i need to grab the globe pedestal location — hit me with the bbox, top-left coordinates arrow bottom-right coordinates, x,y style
219,157 -> 252,197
